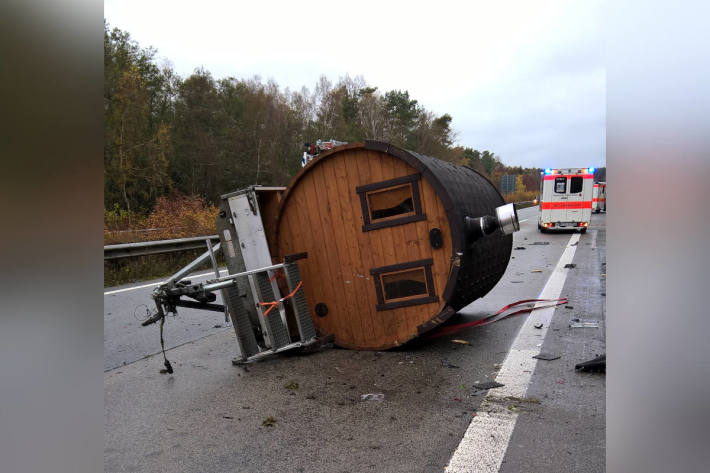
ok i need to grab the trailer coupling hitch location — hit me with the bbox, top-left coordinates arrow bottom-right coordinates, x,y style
464,203 -> 520,246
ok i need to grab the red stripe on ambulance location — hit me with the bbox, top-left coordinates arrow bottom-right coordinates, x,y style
541,201 -> 593,210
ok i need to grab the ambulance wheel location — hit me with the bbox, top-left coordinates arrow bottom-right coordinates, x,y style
580,228 -> 587,234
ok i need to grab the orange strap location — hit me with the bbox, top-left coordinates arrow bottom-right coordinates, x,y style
259,281 -> 303,317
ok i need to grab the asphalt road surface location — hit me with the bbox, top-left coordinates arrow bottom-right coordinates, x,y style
105,207 -> 606,473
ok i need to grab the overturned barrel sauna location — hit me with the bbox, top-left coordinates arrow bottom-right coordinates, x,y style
272,140 -> 517,350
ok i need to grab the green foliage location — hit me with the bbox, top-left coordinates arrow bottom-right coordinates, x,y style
104,22 -> 536,237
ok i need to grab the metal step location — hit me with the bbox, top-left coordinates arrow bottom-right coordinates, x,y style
223,285 -> 260,359
254,272 -> 291,349
284,263 -> 316,341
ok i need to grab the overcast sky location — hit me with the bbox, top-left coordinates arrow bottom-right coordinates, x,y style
104,0 -> 605,169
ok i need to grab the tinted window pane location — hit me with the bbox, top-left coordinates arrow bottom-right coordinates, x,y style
554,177 -> 567,193
570,176 -> 583,193
368,185 -> 414,220
381,268 -> 427,300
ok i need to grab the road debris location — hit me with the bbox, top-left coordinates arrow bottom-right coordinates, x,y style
451,339 -> 471,345
531,270 -> 544,273
361,393 -> 384,401
564,263 -> 576,269
533,352 -> 560,361
565,305 -> 574,309
441,358 -> 460,369
213,324 -> 222,328
285,381 -> 299,390
472,381 -> 504,390
575,354 -> 606,372
529,242 -> 550,245
511,280 -> 524,283
262,416 -> 276,427
569,318 -> 599,328
534,323 -> 543,329
223,415 -> 233,420
514,246 -> 526,250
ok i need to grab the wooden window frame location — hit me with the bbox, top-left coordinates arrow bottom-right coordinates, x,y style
370,258 -> 438,311
356,173 -> 426,232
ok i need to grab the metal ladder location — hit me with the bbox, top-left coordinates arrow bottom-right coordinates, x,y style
234,256 -> 317,362
150,254 -> 318,364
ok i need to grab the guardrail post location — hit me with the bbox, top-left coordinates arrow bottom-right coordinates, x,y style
206,238 -> 229,323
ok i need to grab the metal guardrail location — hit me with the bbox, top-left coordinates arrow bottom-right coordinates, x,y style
104,235 -> 220,260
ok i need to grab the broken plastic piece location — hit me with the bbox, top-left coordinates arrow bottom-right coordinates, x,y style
575,354 -> 606,372
534,323 -> 543,329
569,319 -> 599,328
533,352 -> 560,361
361,393 -> 385,401
472,381 -> 504,390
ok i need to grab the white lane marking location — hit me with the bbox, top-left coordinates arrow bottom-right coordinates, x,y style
590,229 -> 598,249
445,232 -> 581,472
104,269 -> 228,296
519,219 -> 529,223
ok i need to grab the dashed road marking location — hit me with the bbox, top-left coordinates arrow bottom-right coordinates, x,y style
445,232 -> 581,472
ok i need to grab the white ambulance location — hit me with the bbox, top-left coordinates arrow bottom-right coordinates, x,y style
592,182 -> 606,213
537,167 -> 595,233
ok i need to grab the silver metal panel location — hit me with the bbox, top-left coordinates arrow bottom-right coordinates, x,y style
227,192 -> 274,270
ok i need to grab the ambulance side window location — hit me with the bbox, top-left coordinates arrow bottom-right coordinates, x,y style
554,177 -> 567,193
570,177 -> 583,193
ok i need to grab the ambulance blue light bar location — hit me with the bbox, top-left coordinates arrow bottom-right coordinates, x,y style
544,168 -> 552,174
588,167 -> 595,173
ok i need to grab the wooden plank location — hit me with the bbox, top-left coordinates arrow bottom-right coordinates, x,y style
365,150 -> 400,346
353,151 -> 387,348
312,157 -> 359,346
279,175 -> 328,334
341,149 -> 379,344
378,153 -> 412,346
295,171 -> 346,341
320,154 -> 367,347
390,157 -> 431,341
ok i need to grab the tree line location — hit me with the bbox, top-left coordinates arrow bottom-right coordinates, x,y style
104,21 -> 543,223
